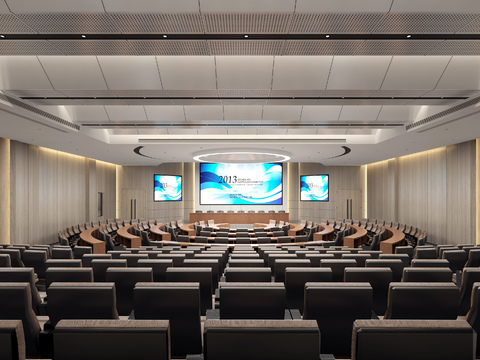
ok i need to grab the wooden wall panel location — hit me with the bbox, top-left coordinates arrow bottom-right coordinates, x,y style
0,138 -> 10,244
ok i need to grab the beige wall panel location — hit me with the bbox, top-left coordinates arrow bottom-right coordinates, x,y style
10,141 -> 30,244
38,147 -> 59,244
96,161 -> 116,221
0,138 -> 10,244
27,145 -> 40,244
446,145 -> 459,244
427,148 -> 447,244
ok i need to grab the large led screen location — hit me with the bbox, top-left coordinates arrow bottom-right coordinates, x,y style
154,175 -> 182,202
200,163 -> 283,205
300,175 -> 329,201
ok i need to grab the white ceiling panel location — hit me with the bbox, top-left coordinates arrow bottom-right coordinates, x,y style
339,106 -> 382,121
376,106 -> 422,122
97,56 -> 162,90
316,129 -> 347,135
346,129 -> 375,135
65,106 -> 110,123
38,56 -> 107,90
157,56 -> 216,90
381,56 -> 451,90
390,0 -> 480,13
295,0 -> 392,13
327,56 -> 392,90
263,105 -> 302,121
144,106 -> 186,122
0,1 -> 10,13
103,0 -> 200,13
197,128 -> 228,135
167,129 -> 199,136
184,105 -> 223,121
6,0 -> 105,13
199,0 -> 295,12
272,56 -> 332,90
223,105 -> 263,121
0,56 -> 52,89
256,129 -> 288,135
436,57 -> 480,90
226,128 -> 258,135
301,106 -> 342,122
104,106 -> 147,122
216,56 -> 274,89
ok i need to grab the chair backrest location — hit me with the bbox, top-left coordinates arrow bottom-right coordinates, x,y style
51,248 -> 73,260
119,254 -> 149,267
365,259 -> 404,282
166,267 -> 212,316
351,319 -> 476,360
414,247 -> 437,259
90,259 -> 127,282
320,259 -> 358,282
467,282 -> 480,356
458,268 -> 480,316
341,254 -> 372,267
379,253 -> 410,267
72,246 -> 92,259
203,319 -> 319,360
442,249 -> 468,272
45,267 -> 94,289
224,267 -> 272,283
0,319 -> 25,360
466,249 -> 480,267
21,250 -> 47,279
134,282 -> 201,357
0,283 -> 41,357
136,259 -> 173,282
0,249 -> 24,267
228,259 -> 266,268
274,259 -> 311,282
105,268 -> 153,316
45,259 -> 82,268
156,253 -> 186,267
384,282 -> 459,320
0,268 -> 42,315
81,254 -> 112,267
183,259 -> 220,291
303,282 -> 373,356
54,319 -> 170,360
411,259 -> 450,268
402,267 -> 453,282
219,282 -> 286,320
0,254 -> 11,267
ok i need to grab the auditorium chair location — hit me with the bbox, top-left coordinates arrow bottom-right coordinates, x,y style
81,253 -> 111,267
0,283 -> 41,357
166,267 -> 212,315
365,259 -> 404,282
467,282 -> 480,356
228,259 -> 265,268
274,259 -> 311,283
442,249 -> 468,276
230,252 -> 260,260
402,267 -> 453,282
413,247 -> 437,259
235,237 -> 251,245
72,246 -> 92,259
344,267 -> 393,316
326,250 -> 351,259
0,268 -> 42,315
267,253 -> 297,272
276,236 -> 292,244
156,253 -> 186,267
0,249 -> 23,267
45,259 -> 82,268
285,268 -> 333,313
119,253 -> 149,267
90,259 -> 127,282
320,259 -> 357,282
351,319 -> 476,360
136,259 -> 173,282
394,245 -> 414,263
106,234 -> 126,251
134,282 -> 201,357
224,267 -> 272,283
342,253 -> 372,267
194,253 -> 226,270
305,253 -> 334,267
411,259 -> 450,268
384,282 -> 459,320
107,250 -> 130,259
303,282 -> 374,356
184,259 -> 220,291
54,319 -> 170,360
465,248 -> 480,267
105,268 -> 153,316
211,282 -> 289,320
51,247 -> 73,260
0,320 -> 26,360
379,253 -> 410,267
45,267 -> 93,289
0,254 -> 11,267
458,268 -> 480,316
22,250 -> 47,279
189,319 -> 320,360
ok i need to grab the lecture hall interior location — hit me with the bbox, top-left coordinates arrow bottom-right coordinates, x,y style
1,0 -> 480,359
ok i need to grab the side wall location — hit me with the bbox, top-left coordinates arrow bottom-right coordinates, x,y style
367,141 -> 476,245
9,140 -> 116,245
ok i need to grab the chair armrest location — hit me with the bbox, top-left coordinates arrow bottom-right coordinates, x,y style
206,309 -> 220,320
289,309 -> 302,320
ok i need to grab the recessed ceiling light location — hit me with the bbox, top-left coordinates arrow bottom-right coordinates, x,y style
325,35 -> 330,38
244,34 -> 249,38
406,34 -> 412,38
81,34 -> 86,38
0,35 -> 4,38
163,34 -> 167,38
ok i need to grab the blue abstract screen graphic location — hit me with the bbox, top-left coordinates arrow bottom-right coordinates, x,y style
200,163 -> 283,205
154,175 -> 182,202
300,175 -> 329,201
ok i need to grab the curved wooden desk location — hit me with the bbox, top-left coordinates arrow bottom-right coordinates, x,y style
380,227 -> 406,254
150,224 -> 171,241
78,226 -> 105,254
288,223 -> 305,236
344,225 -> 368,248
313,225 -> 335,241
189,212 -> 289,224
117,224 -> 141,249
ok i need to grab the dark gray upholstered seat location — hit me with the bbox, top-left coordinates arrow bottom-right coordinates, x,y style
54,319 -> 170,360
365,259 -> 404,282
379,253 -> 410,267
0,249 -> 24,267
358,250 -> 383,259
183,259 -> 220,292
45,267 -> 93,289
230,253 -> 260,260
72,246 -> 92,259
465,248 -> 480,267
267,253 -> 297,271
402,267 -> 453,282
459,268 -> 480,316
303,282 -> 373,356
166,267 -> 212,315
274,259 -> 311,282
384,282 -> 459,320
213,236 -> 229,244
344,267 -> 393,316
51,248 -> 73,259
138,250 -> 162,259
467,282 -> 480,356
134,282 -> 201,357
413,247 -> 437,259
0,320 -> 26,360
81,254 -> 112,267
22,250 -> 47,279
326,250 -> 351,259
394,245 -> 414,262
199,319 -> 320,360
0,283 -> 41,357
235,237 -> 251,245
351,319 -> 476,360
224,267 -> 272,283
0,268 -> 42,315
194,252 -> 226,270
276,236 -> 292,244
136,259 -> 173,282
285,268 -> 333,312
320,259 -> 358,282
228,259 -> 265,268
107,250 -> 131,259
45,259 -> 82,268
0,254 -> 11,267
217,282 -> 287,320
90,259 -> 127,282
342,254 -> 372,267
156,253 -> 186,267
105,268 -> 153,316
305,253 -> 335,267
119,253 -> 149,267
47,282 -> 119,326
411,258 -> 450,267
442,249 -> 468,273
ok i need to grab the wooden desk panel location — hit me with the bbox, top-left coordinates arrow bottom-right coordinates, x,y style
344,225 -> 368,248
150,224 -> 171,241
288,223 -> 304,236
190,212 -> 289,225
117,224 -> 141,249
313,225 -> 335,241
78,226 -> 106,254
380,227 -> 406,254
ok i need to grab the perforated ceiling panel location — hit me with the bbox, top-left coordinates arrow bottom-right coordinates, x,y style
373,13 -> 478,33
129,40 -> 210,56
208,40 -> 284,56
109,13 -> 204,33
429,41 -> 480,56
217,90 -> 271,97
0,14 -> 37,33
283,40 -> 363,56
203,13 -> 292,33
17,13 -> 120,33
0,40 -> 63,55
50,40 -> 132,55
354,40 -> 445,56
289,13 -> 384,33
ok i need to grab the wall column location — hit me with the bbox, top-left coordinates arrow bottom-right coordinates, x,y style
0,138 -> 10,244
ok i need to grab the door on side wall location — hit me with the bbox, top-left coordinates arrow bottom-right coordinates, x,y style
336,190 -> 363,220
121,189 -> 146,220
